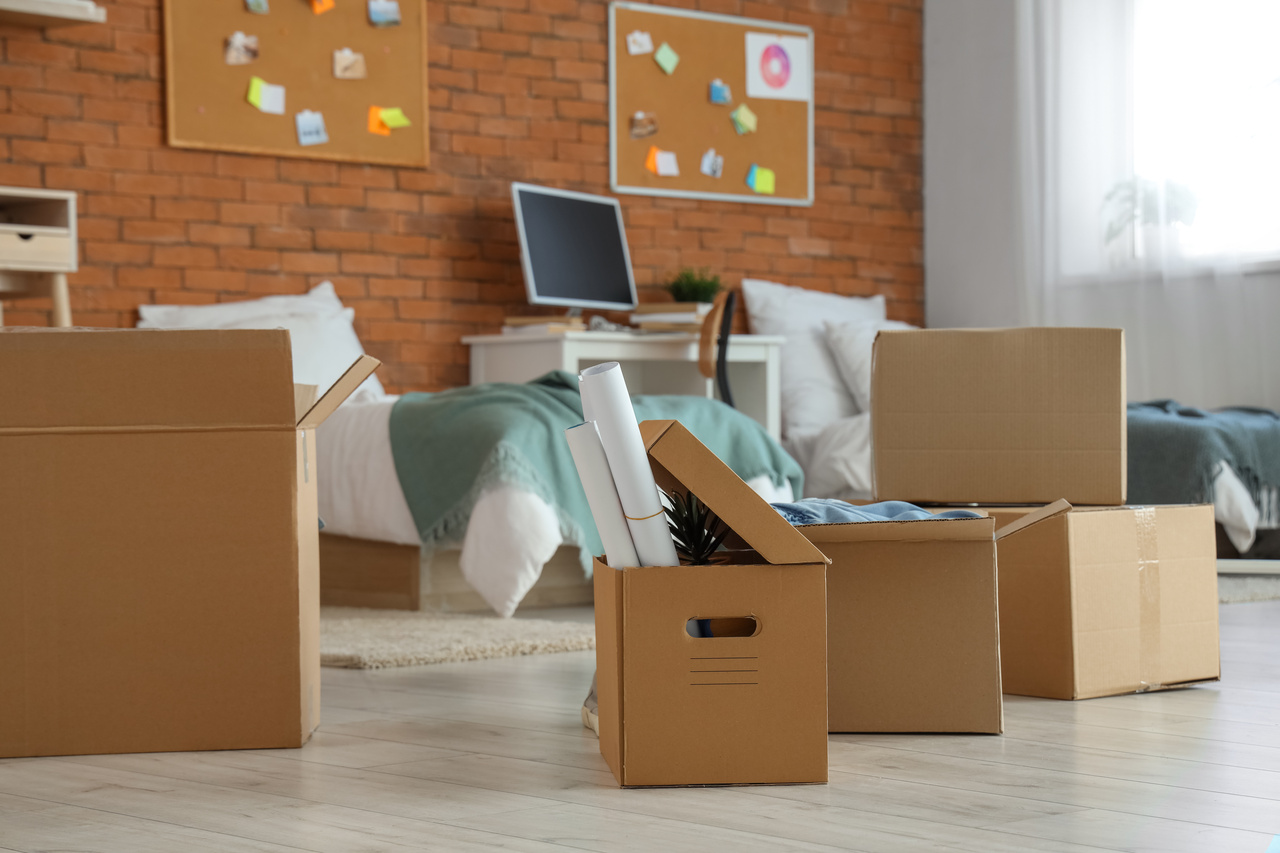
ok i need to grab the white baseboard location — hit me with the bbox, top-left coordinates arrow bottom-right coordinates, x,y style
1218,559 -> 1280,576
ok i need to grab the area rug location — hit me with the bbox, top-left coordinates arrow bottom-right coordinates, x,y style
320,607 -> 595,669
1218,575 -> 1280,604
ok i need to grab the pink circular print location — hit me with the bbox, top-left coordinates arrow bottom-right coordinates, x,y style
760,43 -> 791,89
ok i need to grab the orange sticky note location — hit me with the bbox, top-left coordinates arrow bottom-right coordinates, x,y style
310,0 -> 335,14
644,145 -> 659,174
368,105 -> 391,136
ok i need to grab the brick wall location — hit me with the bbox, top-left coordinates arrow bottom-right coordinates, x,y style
0,0 -> 921,392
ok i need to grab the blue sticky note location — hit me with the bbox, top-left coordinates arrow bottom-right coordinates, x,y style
709,78 -> 731,104
746,164 -> 758,190
1267,835 -> 1280,853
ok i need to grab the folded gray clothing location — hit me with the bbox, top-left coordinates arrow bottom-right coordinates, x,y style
771,499 -> 982,526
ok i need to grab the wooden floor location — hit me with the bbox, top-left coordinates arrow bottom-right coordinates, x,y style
1,602 -> 1278,853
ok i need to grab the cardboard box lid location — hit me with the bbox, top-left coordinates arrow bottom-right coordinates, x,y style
639,419 -> 829,566
0,329 -> 379,432
871,327 -> 1126,505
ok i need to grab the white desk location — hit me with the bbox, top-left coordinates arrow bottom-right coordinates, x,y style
463,330 -> 784,440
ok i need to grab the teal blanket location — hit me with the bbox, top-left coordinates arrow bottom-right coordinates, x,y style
388,371 -> 803,570
1128,400 -> 1280,508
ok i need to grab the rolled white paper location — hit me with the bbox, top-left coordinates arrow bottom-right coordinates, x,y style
578,362 -> 679,567
565,421 -> 640,569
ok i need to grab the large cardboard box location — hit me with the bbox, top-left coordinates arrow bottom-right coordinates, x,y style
0,328 -> 377,758
799,516 -> 1003,734
593,420 -> 829,787
872,328 -> 1127,505
996,500 -> 1220,700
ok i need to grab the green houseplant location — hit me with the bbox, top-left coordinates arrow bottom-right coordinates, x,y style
663,489 -> 728,565
666,267 -> 722,304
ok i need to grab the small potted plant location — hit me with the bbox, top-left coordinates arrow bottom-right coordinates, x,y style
666,267 -> 722,305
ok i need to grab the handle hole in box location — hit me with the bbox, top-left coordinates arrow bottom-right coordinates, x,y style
685,616 -> 758,638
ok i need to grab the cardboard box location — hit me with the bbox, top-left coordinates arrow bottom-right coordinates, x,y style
593,420 -> 829,787
0,328 -> 377,757
799,516 -> 1003,733
996,500 -> 1220,700
872,328 -> 1127,505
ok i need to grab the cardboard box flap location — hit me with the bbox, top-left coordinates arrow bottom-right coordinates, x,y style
0,328 -> 296,430
995,499 -> 1073,540
296,355 -> 381,428
639,420 -> 829,566
294,385 -> 319,423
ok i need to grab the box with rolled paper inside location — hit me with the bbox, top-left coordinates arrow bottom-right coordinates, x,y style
796,513 -> 1003,733
592,420 -> 830,788
994,500 -> 1220,700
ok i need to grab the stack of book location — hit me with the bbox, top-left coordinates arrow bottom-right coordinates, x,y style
629,302 -> 713,332
502,316 -> 586,335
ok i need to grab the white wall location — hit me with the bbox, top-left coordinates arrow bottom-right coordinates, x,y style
923,0 -> 1280,409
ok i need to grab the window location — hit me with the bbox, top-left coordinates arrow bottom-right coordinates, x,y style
1126,0 -> 1280,263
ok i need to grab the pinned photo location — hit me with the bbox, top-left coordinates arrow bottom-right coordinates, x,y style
700,148 -> 724,179
368,0 -> 401,26
645,146 -> 678,177
625,30 -> 653,56
295,110 -> 329,146
629,111 -> 658,139
708,78 -> 731,105
245,0 -> 269,13
224,31 -> 259,66
333,48 -> 368,80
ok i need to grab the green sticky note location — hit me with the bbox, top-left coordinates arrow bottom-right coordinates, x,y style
731,103 -> 757,134
246,76 -> 265,108
654,42 -> 679,75
379,107 -> 411,129
754,167 -> 776,195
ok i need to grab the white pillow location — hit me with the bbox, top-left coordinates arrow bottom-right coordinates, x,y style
740,278 -> 885,437
137,281 -> 345,329
217,308 -> 384,401
138,282 -> 384,401
824,318 -> 917,414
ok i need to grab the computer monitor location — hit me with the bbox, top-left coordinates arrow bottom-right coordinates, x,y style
511,182 -> 638,312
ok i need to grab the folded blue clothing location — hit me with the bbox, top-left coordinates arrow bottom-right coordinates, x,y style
771,499 -> 982,526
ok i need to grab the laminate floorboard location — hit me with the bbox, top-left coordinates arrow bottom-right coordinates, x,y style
0,600 -> 1275,852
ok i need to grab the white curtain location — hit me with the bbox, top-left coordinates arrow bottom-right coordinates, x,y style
1015,0 -> 1280,409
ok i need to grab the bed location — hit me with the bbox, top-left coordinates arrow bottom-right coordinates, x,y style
315,391 -> 796,615
741,277 -> 1280,564
137,283 -> 803,617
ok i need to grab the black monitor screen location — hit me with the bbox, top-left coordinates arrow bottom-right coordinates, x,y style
512,184 -> 637,310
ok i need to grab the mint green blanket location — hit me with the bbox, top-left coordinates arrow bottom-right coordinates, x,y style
388,371 -> 803,569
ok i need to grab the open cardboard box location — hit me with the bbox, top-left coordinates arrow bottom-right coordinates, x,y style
799,515 -> 1003,734
0,328 -> 378,757
996,500 -> 1220,700
871,327 -> 1127,506
594,420 -> 830,787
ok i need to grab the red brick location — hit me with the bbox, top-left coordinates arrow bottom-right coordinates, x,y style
10,89 -> 79,118
281,252 -> 340,274
185,269 -> 248,292
189,223 -> 252,247
220,202 -> 280,226
154,198 -> 219,221
122,220 -> 187,243
154,245 -> 218,268
253,227 -> 313,250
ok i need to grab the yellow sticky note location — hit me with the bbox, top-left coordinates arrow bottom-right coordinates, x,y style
246,76 -> 265,108
644,145 -> 659,174
378,107 -> 411,129
368,105 -> 391,136
310,0 -> 335,13
754,166 -> 776,195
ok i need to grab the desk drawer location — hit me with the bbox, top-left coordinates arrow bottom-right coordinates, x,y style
0,229 -> 73,270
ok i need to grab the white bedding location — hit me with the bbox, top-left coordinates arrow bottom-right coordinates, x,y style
316,399 -> 793,617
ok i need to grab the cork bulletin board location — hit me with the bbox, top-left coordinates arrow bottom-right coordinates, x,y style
609,2 -> 813,206
164,0 -> 429,168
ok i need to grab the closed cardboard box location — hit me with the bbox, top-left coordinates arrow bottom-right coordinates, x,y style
594,420 -> 829,787
800,516 -> 1003,734
996,500 -> 1220,700
872,328 -> 1127,505
0,328 -> 377,757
